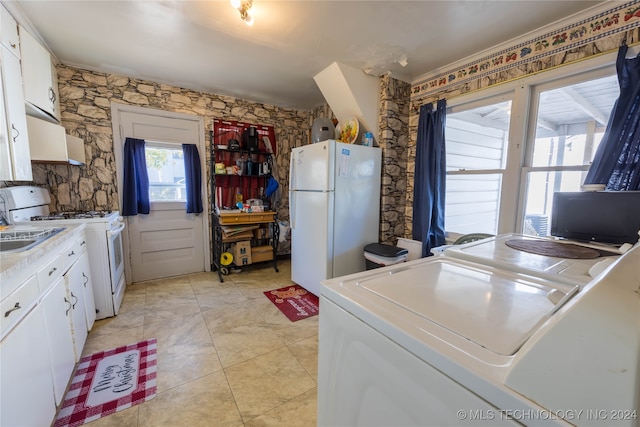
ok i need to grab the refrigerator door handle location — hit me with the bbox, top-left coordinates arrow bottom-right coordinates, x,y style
289,151 -> 296,191
289,152 -> 296,229
289,190 -> 296,229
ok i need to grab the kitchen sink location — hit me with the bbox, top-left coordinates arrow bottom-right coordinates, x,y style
0,228 -> 65,253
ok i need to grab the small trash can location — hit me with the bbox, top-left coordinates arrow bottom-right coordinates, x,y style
364,243 -> 409,270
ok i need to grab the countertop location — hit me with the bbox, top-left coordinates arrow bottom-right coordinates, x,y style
0,223 -> 86,289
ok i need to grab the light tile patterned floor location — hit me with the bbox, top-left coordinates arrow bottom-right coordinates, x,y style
79,259 -> 318,427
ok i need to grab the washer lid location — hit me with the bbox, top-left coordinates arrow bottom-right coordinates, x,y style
443,233 -> 618,286
329,257 -> 578,356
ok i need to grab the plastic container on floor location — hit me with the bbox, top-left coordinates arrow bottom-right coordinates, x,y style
364,243 -> 408,270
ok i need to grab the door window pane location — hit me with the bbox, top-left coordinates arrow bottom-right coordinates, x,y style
145,146 -> 186,201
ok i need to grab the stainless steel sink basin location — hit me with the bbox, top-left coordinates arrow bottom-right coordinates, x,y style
0,228 -> 65,253
0,239 -> 39,251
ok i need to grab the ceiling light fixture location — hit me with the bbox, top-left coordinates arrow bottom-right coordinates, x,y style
231,0 -> 254,26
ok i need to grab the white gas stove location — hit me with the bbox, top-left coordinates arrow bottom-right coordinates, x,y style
0,186 -> 126,319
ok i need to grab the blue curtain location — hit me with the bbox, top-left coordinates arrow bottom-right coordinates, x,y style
412,99 -> 447,257
584,45 -> 640,190
122,138 -> 150,216
182,144 -> 203,214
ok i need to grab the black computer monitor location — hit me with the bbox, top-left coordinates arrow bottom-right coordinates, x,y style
551,191 -> 640,245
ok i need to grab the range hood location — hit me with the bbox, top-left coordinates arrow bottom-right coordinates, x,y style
26,115 -> 86,165
313,62 -> 380,138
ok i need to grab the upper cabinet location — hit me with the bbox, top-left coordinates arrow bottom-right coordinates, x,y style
0,6 -> 20,58
18,26 -> 60,122
0,7 -> 32,181
1,48 -> 32,180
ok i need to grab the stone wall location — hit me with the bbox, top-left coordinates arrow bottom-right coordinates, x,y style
20,65 -> 413,255
378,74 -> 410,244
31,65 -> 310,226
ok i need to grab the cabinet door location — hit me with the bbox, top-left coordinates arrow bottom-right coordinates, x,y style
77,251 -> 96,331
1,46 -> 32,180
65,261 -> 88,360
0,304 -> 56,427
0,77 -> 11,181
41,276 -> 76,405
0,6 -> 20,58
18,27 -> 59,121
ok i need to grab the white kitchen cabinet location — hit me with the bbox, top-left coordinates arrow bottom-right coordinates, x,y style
41,276 -> 76,405
0,5 -> 20,58
0,304 -> 56,427
0,275 -> 38,337
64,240 -> 96,331
78,252 -> 97,330
65,254 -> 90,359
18,26 -> 60,122
0,45 -> 32,181
0,226 -> 94,427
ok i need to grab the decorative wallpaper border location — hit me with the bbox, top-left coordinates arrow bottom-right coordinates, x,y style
411,0 -> 640,101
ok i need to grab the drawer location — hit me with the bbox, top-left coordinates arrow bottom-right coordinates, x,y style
1,275 -> 38,337
218,212 -> 276,225
62,237 -> 86,271
36,254 -> 64,292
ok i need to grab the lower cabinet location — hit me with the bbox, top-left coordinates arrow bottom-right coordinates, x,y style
64,251 -> 92,359
77,252 -> 96,331
41,276 -> 76,405
0,228 -> 99,427
0,304 -> 56,427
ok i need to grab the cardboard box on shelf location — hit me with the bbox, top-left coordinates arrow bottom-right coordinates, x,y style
251,245 -> 273,263
222,229 -> 254,241
233,241 -> 252,264
236,255 -> 251,266
253,225 -> 270,240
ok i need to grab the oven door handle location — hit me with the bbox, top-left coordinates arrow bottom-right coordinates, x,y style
107,222 -> 126,237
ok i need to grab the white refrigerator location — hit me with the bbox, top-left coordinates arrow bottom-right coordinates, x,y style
289,139 -> 381,296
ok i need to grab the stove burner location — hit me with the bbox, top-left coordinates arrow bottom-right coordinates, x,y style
31,210 -> 114,221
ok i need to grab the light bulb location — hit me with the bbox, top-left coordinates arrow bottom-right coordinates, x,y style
230,0 -> 241,9
244,11 -> 254,26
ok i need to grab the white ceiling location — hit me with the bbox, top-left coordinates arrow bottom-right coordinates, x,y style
9,0 -> 604,111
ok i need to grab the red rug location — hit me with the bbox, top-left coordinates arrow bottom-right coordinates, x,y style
264,284 -> 319,322
54,339 -> 157,427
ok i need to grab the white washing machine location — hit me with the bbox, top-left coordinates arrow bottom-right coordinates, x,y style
442,233 -> 622,287
318,240 -> 640,426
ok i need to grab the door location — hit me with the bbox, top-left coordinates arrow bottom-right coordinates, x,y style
76,252 -> 97,331
113,105 -> 209,283
290,190 -> 334,296
41,276 -> 76,404
290,140 -> 334,191
0,304 -> 56,427
65,260 -> 88,360
1,45 -> 32,180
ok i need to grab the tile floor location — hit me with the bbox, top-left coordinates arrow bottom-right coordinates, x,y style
79,258 -> 319,427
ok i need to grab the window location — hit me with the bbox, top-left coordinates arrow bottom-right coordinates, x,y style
145,144 -> 186,202
521,73 -> 618,236
443,63 -> 619,239
445,98 -> 512,235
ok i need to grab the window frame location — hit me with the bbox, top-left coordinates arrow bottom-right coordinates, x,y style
144,140 -> 187,207
442,50 -> 619,240
445,93 -> 515,236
